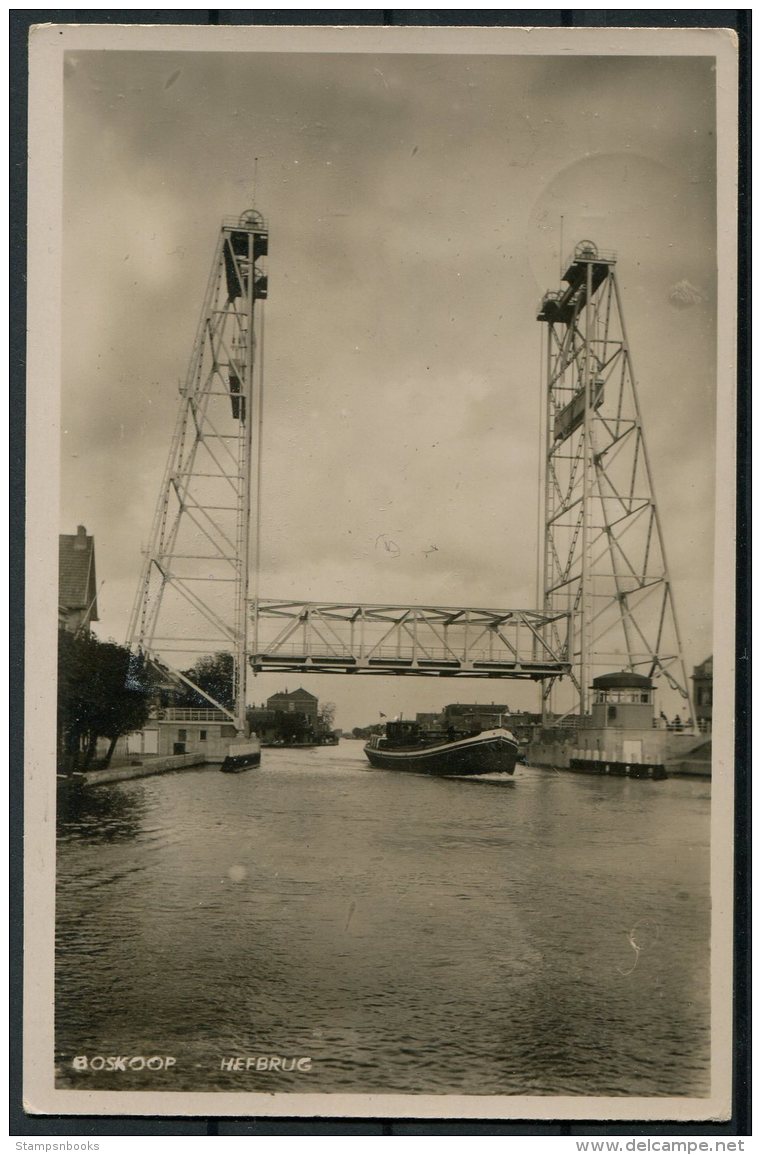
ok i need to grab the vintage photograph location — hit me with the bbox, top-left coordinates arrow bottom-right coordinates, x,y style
25,24 -> 737,1120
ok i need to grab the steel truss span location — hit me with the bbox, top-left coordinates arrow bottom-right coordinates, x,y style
250,600 -> 572,678
126,210 -> 268,729
537,240 -> 692,719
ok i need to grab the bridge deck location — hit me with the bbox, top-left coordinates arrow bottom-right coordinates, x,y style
250,600 -> 571,679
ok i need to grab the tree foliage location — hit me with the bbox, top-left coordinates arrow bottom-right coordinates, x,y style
58,631 -> 154,773
176,651 -> 235,711
318,701 -> 336,731
351,724 -> 382,739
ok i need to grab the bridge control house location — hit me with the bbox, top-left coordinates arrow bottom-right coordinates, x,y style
566,672 -> 668,777
527,670 -> 709,779
589,671 -> 654,729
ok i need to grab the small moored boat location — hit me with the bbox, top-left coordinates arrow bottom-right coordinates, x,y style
364,720 -> 519,777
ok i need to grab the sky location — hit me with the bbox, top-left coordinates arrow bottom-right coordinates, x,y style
61,46 -> 719,730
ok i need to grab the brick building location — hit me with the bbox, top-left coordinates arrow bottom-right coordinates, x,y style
266,687 -> 319,725
443,702 -> 509,731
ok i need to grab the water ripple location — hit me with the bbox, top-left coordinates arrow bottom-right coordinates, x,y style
55,747 -> 710,1097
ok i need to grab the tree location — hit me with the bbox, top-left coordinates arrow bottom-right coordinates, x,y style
318,701 -> 336,732
58,631 -> 154,773
175,651 -> 235,712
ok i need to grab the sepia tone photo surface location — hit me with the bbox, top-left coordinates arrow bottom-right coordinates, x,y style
25,24 -> 738,1120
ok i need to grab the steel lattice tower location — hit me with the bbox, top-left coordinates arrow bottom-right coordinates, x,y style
537,241 -> 692,723
126,208 -> 268,732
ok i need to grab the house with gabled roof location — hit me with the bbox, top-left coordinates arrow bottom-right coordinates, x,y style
59,525 -> 99,635
266,687 -> 319,724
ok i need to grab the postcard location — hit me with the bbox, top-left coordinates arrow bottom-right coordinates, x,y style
24,22 -> 739,1122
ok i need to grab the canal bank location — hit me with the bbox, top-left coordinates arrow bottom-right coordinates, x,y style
526,733 -> 712,779
59,752 -> 209,788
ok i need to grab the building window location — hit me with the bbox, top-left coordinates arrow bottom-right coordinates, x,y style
596,689 -> 650,705
178,728 -> 187,741
608,705 -> 617,722
200,730 -> 207,741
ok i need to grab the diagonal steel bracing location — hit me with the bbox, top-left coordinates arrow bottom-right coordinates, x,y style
537,240 -> 692,721
250,600 -> 571,678
126,210 -> 268,729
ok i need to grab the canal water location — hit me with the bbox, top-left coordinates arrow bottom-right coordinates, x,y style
55,743 -> 711,1098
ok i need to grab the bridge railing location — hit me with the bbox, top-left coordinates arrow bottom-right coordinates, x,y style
252,641 -> 544,663
155,708 -> 231,722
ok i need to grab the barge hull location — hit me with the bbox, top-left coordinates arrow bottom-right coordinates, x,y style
364,733 -> 518,776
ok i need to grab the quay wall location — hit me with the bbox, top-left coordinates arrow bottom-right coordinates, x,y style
76,753 -> 210,787
666,739 -> 712,779
526,730 -> 711,778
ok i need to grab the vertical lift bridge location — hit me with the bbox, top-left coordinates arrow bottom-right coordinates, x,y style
127,214 -> 689,728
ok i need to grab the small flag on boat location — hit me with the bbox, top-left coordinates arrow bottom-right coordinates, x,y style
379,712 -> 387,718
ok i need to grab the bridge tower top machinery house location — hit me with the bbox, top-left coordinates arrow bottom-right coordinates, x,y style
537,240 -> 693,726
126,208 -> 268,733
